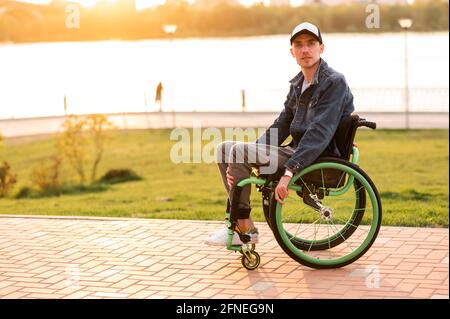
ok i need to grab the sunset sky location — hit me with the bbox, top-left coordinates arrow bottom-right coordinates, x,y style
13,0 -> 306,9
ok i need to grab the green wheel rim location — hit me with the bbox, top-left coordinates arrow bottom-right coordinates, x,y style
275,161 -> 380,267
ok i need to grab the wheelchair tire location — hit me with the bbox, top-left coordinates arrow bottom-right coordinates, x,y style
269,157 -> 382,269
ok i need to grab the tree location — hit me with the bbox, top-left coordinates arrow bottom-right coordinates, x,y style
57,115 -> 88,184
86,114 -> 115,182
57,114 -> 115,185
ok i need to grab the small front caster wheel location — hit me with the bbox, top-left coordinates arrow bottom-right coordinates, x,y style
241,251 -> 261,270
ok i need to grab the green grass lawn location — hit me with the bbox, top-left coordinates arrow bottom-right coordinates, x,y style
0,129 -> 448,227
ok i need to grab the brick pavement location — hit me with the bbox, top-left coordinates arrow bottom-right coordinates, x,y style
0,215 -> 448,299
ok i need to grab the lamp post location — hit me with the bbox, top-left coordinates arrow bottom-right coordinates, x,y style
398,18 -> 412,129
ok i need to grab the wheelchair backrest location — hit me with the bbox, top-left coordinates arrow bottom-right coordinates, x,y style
333,113 -> 361,160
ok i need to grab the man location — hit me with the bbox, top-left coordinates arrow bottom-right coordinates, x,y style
206,22 -> 355,246
155,82 -> 163,112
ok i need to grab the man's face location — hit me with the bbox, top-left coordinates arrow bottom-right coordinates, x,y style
290,34 -> 324,69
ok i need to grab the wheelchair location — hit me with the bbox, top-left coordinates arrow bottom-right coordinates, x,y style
224,114 -> 382,270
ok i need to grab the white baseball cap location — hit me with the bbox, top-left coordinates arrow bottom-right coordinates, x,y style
290,22 -> 323,44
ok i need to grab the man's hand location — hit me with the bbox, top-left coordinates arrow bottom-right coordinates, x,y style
226,167 -> 234,189
275,175 -> 292,205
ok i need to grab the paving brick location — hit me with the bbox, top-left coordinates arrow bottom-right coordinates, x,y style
194,288 -> 223,298
426,271 -> 449,281
410,288 -> 435,298
163,273 -> 189,283
152,268 -> 179,279
19,287 -> 55,294
0,285 -> 22,297
101,273 -> 130,283
1,291 -> 30,299
410,266 -> 434,276
109,279 -> 139,289
92,292 -> 129,298
26,293 -> 66,299
162,291 -> 197,298
62,290 -> 93,299
119,284 -> 148,295
0,281 -> 15,289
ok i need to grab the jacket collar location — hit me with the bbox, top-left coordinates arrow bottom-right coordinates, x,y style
289,58 -> 327,87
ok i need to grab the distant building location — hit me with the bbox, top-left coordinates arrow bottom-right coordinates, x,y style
121,0 -> 137,9
94,0 -> 136,10
302,0 -> 352,4
50,0 -> 65,8
370,0 -> 415,4
115,0 -> 137,10
270,0 -> 290,5
301,0 -> 417,4
194,0 -> 240,9
166,0 -> 189,5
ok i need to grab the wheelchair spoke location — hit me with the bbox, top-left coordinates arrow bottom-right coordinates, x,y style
333,216 -> 358,229
283,205 -> 310,223
290,219 -> 305,240
307,222 -> 319,253
321,168 -> 325,190
327,221 -> 331,249
336,171 -> 346,188
329,220 -> 354,252
290,218 -> 321,240
298,176 -> 313,195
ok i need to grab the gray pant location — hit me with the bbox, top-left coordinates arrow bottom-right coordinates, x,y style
216,141 -> 295,213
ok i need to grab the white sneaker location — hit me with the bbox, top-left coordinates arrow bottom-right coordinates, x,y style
205,227 -> 242,246
205,227 -> 259,246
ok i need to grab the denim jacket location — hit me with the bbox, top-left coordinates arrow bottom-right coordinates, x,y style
256,58 -> 355,174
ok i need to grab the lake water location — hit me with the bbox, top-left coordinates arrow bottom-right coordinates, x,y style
0,32 -> 448,119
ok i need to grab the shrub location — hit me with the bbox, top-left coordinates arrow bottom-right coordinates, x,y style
57,114 -> 115,185
31,156 -> 62,191
15,186 -> 33,199
0,161 -> 17,197
57,115 -> 87,184
86,114 -> 116,182
98,169 -> 142,184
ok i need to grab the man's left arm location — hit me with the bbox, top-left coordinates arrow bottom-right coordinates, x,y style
284,75 -> 350,175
